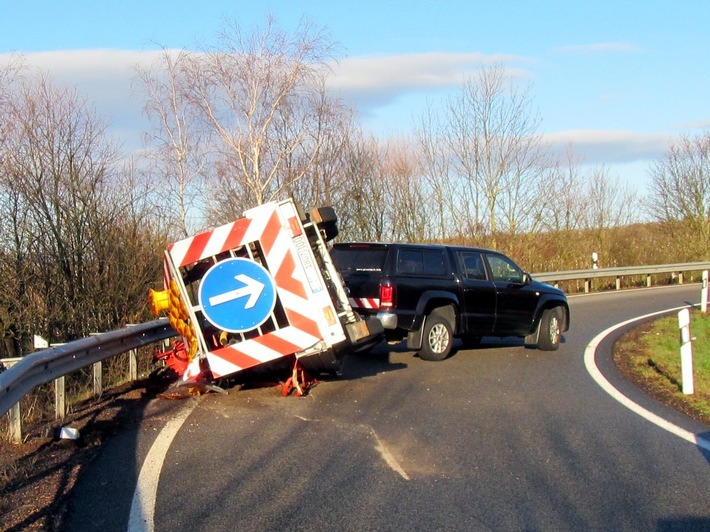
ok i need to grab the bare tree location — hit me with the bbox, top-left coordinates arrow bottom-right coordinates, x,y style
539,149 -> 588,233
579,166 -> 639,266
646,132 -> 710,259
0,73 -> 163,353
380,138 -> 430,242
137,49 -> 206,238
416,106 -> 458,240
456,65 -> 546,245
177,16 -> 337,224
280,80 -> 355,211
416,64 -> 548,247
335,133 -> 389,241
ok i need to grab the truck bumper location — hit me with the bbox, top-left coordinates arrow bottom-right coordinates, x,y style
376,312 -> 398,329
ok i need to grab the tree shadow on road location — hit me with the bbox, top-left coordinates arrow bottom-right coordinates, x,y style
696,431 -> 710,466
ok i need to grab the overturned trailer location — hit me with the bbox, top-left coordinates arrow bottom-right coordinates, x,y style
148,198 -> 383,389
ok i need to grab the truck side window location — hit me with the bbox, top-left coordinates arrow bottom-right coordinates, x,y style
486,254 -> 523,283
397,249 -> 446,276
422,250 -> 446,276
397,250 -> 423,274
459,251 -> 487,280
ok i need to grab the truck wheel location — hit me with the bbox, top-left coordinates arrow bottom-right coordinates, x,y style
537,307 -> 562,351
419,311 -> 453,361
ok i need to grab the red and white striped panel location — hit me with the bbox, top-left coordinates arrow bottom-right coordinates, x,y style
167,201 -> 342,379
349,297 -> 380,310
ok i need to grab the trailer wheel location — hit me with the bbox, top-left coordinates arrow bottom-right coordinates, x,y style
419,310 -> 453,361
537,307 -> 562,351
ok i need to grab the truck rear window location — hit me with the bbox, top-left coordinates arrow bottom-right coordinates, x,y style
330,246 -> 388,272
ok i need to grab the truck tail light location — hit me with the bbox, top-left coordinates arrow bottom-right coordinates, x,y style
380,284 -> 395,308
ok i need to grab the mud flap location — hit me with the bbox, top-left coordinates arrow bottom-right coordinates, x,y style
524,321 -> 540,346
407,328 -> 423,350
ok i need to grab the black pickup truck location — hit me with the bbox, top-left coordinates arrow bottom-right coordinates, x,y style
330,242 -> 570,361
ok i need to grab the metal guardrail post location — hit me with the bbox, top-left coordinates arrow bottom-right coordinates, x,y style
9,402 -> 21,442
129,349 -> 138,381
93,361 -> 102,397
55,376 -> 65,420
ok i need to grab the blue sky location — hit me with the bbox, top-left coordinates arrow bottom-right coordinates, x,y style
1,1 -> 709,191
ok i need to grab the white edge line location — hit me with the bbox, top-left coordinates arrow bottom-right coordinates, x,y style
584,305 -> 710,453
127,401 -> 198,532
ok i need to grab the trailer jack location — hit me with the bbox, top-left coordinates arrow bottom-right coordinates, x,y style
281,359 -> 318,397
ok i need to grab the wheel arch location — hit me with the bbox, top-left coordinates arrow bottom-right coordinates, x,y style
525,299 -> 569,346
407,296 -> 459,350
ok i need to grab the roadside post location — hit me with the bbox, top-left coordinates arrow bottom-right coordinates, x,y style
701,270 -> 708,313
678,308 -> 694,395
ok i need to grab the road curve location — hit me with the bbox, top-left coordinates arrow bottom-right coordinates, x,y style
64,285 -> 710,531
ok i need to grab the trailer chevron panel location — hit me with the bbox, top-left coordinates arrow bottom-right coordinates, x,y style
149,198 -> 382,383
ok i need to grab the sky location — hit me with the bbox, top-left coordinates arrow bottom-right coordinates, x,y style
1,0 -> 709,193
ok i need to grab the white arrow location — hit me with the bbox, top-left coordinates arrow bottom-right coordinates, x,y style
208,274 -> 265,309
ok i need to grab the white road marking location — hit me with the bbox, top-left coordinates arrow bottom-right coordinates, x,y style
127,401 -> 197,532
584,306 -> 710,453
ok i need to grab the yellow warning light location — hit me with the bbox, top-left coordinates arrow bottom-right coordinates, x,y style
149,280 -> 199,358
148,288 -> 170,316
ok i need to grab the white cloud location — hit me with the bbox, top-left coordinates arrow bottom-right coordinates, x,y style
1,49 -> 677,175
326,52 -> 531,110
0,49 -> 188,149
543,129 -> 671,164
2,49 -> 534,142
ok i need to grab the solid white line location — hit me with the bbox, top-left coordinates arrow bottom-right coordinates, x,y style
584,306 -> 710,453
127,401 -> 197,532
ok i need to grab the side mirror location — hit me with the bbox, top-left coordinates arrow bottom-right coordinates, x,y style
523,272 -> 533,285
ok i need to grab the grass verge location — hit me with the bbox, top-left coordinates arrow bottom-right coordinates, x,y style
614,308 -> 710,425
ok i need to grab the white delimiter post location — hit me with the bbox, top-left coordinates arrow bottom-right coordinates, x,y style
678,308 -> 694,395
701,271 -> 709,313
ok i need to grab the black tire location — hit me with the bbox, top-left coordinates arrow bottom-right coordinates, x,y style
419,311 -> 454,361
537,307 -> 562,351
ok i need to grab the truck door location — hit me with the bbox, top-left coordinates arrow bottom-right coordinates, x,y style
455,250 -> 496,334
485,252 -> 539,336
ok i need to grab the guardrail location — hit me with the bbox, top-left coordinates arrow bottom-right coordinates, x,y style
531,261 -> 710,292
2,261 -> 710,443
0,319 -> 176,442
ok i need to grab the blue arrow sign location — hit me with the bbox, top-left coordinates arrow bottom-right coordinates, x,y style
198,258 -> 277,333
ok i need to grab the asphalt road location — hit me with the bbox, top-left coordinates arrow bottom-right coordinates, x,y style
64,285 -> 710,531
